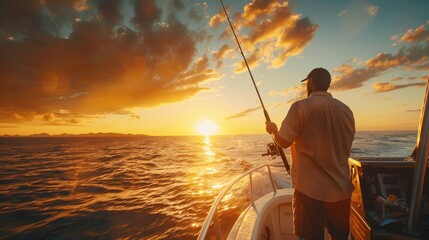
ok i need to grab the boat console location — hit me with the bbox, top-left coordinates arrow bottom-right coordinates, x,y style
349,157 -> 429,239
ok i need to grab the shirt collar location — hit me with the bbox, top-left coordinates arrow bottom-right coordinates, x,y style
309,91 -> 332,98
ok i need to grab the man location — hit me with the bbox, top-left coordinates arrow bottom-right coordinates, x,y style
266,67 -> 355,240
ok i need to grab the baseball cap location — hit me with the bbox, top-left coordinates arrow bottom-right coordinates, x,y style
300,67 -> 331,85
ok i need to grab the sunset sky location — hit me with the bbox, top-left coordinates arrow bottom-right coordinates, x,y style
1,0 -> 429,136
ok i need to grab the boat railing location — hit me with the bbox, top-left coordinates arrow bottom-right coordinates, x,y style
197,163 -> 286,240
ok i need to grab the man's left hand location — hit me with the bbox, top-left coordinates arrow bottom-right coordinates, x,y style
265,121 -> 278,134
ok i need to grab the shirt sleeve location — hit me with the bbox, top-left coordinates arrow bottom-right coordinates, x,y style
278,102 -> 303,143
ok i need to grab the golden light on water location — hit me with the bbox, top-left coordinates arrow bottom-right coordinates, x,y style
196,119 -> 219,136
211,183 -> 223,189
205,167 -> 218,174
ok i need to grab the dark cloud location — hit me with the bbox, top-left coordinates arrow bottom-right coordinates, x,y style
0,0 -> 220,123
94,0 -> 123,30
172,0 -> 185,11
405,109 -> 421,112
129,114 -> 140,120
132,0 -> 161,31
188,9 -> 203,21
43,112 -> 56,122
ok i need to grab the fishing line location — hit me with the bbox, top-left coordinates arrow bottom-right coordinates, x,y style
218,0 -> 290,174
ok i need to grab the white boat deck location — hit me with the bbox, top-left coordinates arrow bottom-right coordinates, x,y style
228,188 -> 296,240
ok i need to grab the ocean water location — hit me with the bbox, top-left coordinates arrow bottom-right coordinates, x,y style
0,131 -> 417,239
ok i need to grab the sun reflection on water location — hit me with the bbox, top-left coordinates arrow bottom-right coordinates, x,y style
203,135 -> 216,161
188,135 -> 246,235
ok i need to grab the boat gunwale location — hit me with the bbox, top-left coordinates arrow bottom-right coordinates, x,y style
197,163 -> 286,240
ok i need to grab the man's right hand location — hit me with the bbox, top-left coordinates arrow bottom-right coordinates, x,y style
265,121 -> 278,134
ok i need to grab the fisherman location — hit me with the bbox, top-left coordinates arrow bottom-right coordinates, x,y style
266,67 -> 355,240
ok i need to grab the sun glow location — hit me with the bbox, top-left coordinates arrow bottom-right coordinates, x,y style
196,119 -> 219,136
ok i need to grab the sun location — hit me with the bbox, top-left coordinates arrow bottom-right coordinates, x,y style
196,119 -> 219,136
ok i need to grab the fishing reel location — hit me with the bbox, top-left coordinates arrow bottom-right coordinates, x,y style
261,142 -> 280,159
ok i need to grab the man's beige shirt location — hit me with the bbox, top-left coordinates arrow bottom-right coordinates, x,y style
278,91 -> 355,202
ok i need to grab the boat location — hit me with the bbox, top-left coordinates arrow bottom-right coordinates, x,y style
197,162 -> 298,240
198,76 -> 429,240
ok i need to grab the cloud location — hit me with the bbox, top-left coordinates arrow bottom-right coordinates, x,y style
172,0 -> 185,11
268,84 -> 306,107
286,86 -> 307,104
338,0 -> 377,36
269,85 -> 301,96
213,0 -> 318,72
405,109 -> 421,112
129,114 -> 140,120
212,44 -> 232,68
274,22 -> 429,102
331,41 -> 429,91
365,4 -> 379,16
338,10 -> 348,16
0,0 -> 221,123
225,106 -> 261,120
43,112 -> 56,122
0,125 -> 17,128
38,109 -> 82,125
331,64 -> 379,90
373,82 -> 426,93
399,23 -> 429,43
68,118 -> 80,124
209,6 -> 226,28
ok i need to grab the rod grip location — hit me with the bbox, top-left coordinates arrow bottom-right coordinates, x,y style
263,109 -> 291,174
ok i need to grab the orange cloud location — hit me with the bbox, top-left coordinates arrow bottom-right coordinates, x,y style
42,112 -> 56,122
233,52 -> 260,73
212,44 -> 232,68
209,7 -> 227,28
0,0 -> 220,123
400,23 -> 429,43
273,17 -> 318,68
214,0 -> 318,72
331,64 -> 379,91
270,22 -> 429,105
331,39 -> 429,91
268,84 -> 306,107
269,85 -> 301,96
286,86 -> 307,104
373,82 -> 426,93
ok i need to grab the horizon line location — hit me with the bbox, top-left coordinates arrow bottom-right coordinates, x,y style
0,129 -> 419,138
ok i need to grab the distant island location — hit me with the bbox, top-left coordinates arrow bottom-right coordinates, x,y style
0,132 -> 150,138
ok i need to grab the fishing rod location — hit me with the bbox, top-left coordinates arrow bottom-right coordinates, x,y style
218,0 -> 290,174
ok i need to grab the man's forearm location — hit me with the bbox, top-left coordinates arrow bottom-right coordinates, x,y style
272,132 -> 292,149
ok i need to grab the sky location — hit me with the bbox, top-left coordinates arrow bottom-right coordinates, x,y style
0,0 -> 428,136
